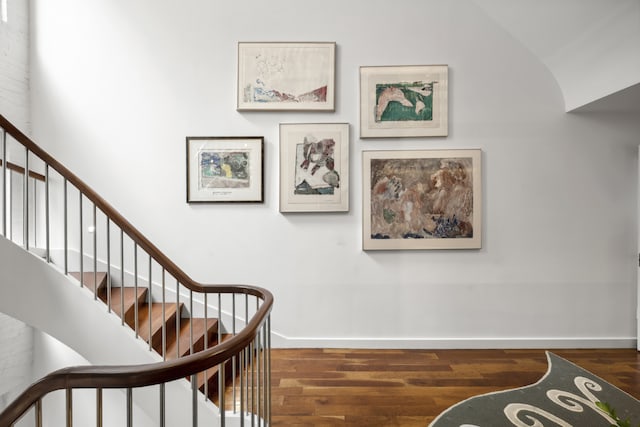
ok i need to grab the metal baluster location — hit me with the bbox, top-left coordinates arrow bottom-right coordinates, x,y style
1,129 -> 6,237
204,293 -> 208,400
63,179 -> 68,274
148,255 -> 152,351
32,176 -> 36,249
250,340 -> 255,427
245,294 -> 250,419
162,269 -> 166,360
66,389 -> 73,427
134,243 -> 138,337
256,329 -> 261,426
120,229 -> 124,325
176,279 -> 180,359
35,398 -> 42,427
79,192 -> 83,287
126,388 -> 133,427
7,171 -> 11,241
23,149 -> 28,250
232,293 -> 237,412
159,383 -> 166,427
219,293 -> 225,426
240,348 -> 245,427
45,165 -> 50,263
93,204 -> 97,300
266,316 -> 272,426
191,373 -> 198,427
106,219 -> 111,313
96,388 -> 103,427
189,290 -> 193,355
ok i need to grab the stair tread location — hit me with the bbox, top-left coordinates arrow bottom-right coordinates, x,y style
69,271 -> 108,292
135,303 -> 181,343
106,287 -> 148,319
165,318 -> 219,360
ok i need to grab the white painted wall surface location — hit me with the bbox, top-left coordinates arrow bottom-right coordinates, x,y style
474,0 -> 640,112
28,0 -> 640,348
0,0 -> 29,130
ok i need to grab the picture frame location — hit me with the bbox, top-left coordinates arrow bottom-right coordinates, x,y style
279,123 -> 349,212
360,65 -> 448,138
237,42 -> 336,111
186,137 -> 264,203
362,149 -> 481,250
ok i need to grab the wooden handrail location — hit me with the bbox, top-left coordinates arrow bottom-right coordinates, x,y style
0,286 -> 272,425
0,114 -> 274,425
0,114 -> 237,294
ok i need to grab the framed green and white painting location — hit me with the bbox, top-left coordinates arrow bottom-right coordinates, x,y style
362,149 -> 481,250
237,42 -> 336,111
279,123 -> 349,212
360,65 -> 448,138
186,136 -> 264,203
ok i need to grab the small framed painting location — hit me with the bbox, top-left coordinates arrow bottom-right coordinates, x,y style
363,149 -> 481,250
279,123 -> 349,212
237,42 -> 336,111
186,137 -> 264,203
360,65 -> 448,138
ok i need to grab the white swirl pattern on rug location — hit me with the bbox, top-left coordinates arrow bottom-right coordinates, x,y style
429,352 -> 640,427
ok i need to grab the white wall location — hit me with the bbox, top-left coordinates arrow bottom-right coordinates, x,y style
28,0 -> 640,348
474,0 -> 640,112
0,0 -> 29,130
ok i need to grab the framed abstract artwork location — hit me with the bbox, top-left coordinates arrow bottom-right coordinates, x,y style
279,123 -> 349,212
360,65 -> 448,138
186,136 -> 264,203
362,149 -> 481,250
237,42 -> 336,111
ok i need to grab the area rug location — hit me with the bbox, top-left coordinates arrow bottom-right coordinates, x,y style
429,352 -> 640,427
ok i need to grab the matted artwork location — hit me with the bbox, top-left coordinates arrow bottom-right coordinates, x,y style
186,137 -> 263,203
362,149 -> 481,250
237,42 -> 336,111
360,65 -> 448,138
280,123 -> 349,212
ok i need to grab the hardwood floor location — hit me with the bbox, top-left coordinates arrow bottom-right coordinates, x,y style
269,348 -> 640,426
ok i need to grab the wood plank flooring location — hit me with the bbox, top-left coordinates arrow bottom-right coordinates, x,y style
269,348 -> 640,426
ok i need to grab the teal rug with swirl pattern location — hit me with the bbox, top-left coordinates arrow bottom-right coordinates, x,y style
429,352 -> 640,427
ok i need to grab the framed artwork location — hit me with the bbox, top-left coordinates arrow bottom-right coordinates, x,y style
279,123 -> 349,212
237,42 -> 336,111
362,149 -> 481,250
186,137 -> 264,203
360,65 -> 448,138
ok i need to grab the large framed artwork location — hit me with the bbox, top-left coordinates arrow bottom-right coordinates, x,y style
279,123 -> 349,212
362,149 -> 481,250
186,137 -> 264,203
360,65 -> 448,138
237,42 -> 336,111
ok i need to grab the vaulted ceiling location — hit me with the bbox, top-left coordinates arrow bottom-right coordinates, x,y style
474,0 -> 640,113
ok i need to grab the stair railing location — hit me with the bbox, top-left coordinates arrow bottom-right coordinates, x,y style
0,114 -> 273,427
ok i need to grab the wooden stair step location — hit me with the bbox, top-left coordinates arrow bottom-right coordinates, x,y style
165,317 -> 219,360
193,334 -> 237,397
134,302 -> 182,351
106,287 -> 148,323
69,271 -> 108,293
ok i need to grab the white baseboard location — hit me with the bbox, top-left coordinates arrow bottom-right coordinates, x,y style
270,332 -> 638,349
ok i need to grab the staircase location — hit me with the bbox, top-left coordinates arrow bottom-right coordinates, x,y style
68,271 -> 233,403
0,114 -> 273,426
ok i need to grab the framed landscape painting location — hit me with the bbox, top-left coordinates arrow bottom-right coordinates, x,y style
280,123 -> 349,212
186,137 -> 263,203
362,149 -> 481,250
237,42 -> 336,111
360,65 -> 448,138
